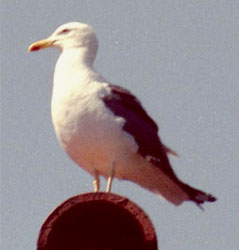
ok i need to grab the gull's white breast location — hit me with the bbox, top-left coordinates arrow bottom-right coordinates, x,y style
51,70 -> 138,177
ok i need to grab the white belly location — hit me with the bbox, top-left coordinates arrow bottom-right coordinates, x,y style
51,82 -> 138,178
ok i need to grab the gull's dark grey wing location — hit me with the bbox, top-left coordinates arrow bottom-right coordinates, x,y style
102,84 -> 178,181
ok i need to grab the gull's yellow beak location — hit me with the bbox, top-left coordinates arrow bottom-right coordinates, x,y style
28,39 -> 55,52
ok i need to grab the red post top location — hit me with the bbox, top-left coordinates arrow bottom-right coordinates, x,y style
37,192 -> 158,250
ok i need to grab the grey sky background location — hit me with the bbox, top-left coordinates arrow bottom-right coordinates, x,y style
1,1 -> 239,249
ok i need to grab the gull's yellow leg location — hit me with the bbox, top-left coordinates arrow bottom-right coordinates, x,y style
106,162 -> 115,192
93,173 -> 100,192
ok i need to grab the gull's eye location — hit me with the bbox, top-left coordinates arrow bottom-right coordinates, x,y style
59,28 -> 70,35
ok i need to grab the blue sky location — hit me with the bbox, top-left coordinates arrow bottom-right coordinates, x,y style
1,1 -> 239,249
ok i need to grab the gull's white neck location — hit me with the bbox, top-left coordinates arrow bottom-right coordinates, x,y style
57,48 -> 95,70
53,48 -> 99,87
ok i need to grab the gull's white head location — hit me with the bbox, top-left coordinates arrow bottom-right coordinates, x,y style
28,22 -> 98,60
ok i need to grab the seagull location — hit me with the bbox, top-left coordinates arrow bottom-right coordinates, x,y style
28,22 -> 216,207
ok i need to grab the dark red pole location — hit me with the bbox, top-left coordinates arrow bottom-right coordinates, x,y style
37,192 -> 158,250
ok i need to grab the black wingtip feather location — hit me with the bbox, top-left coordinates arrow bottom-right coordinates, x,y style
180,182 -> 217,207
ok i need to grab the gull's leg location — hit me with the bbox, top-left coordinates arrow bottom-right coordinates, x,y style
106,162 -> 115,193
93,172 -> 100,192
